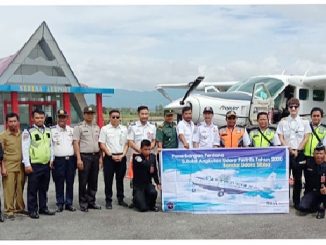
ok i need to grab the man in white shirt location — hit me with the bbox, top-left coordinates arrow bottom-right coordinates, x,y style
193,106 -> 220,148
177,106 -> 195,149
99,109 -> 129,209
277,97 -> 311,209
50,109 -> 76,212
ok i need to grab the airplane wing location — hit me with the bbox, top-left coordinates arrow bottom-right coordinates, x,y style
302,75 -> 326,87
156,81 -> 238,91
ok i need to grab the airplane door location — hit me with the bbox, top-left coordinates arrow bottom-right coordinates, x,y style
248,83 -> 274,125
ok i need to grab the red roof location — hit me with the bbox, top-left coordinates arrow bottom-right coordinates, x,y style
0,52 -> 18,76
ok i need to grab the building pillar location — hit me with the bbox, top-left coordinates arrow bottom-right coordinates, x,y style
96,93 -> 104,128
10,92 -> 19,114
63,92 -> 71,125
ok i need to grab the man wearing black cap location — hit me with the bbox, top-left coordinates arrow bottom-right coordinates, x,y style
297,144 -> 326,219
51,109 -> 77,212
193,106 -> 220,148
73,106 -> 101,212
156,109 -> 178,151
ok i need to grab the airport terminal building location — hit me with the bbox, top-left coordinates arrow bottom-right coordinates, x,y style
0,21 -> 113,130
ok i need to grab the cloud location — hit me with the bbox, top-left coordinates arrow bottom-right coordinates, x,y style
1,5 -> 326,90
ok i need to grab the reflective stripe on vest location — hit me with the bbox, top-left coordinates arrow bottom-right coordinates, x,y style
219,126 -> 244,148
304,125 -> 326,157
29,128 -> 51,164
249,128 -> 275,147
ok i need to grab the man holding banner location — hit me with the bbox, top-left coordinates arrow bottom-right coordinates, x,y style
249,112 -> 280,147
219,111 -> 251,148
177,106 -> 195,149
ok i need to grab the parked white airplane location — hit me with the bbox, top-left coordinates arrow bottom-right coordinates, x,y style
191,172 -> 277,199
156,74 -> 326,126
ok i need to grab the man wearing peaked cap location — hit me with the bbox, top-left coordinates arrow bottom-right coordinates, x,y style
73,105 -> 101,212
193,106 -> 220,148
157,109 -> 178,150
218,110 -> 251,148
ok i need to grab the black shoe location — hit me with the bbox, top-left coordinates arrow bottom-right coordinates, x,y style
316,210 -> 325,219
29,211 -> 39,219
294,203 -> 300,210
149,206 -> 159,212
106,203 -> 112,209
118,200 -> 128,207
0,213 -> 4,222
88,204 -> 101,210
56,206 -> 64,213
65,206 -> 76,212
128,203 -> 134,209
80,207 -> 88,212
39,209 -> 56,215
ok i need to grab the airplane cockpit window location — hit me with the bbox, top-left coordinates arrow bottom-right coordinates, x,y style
228,77 -> 284,97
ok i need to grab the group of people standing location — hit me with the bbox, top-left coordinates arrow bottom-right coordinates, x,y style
0,97 -> 326,222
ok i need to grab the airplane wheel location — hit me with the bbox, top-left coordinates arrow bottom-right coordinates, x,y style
218,191 -> 224,197
192,188 -> 196,192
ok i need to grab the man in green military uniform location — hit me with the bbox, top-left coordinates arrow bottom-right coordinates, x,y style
249,112 -> 281,147
22,109 -> 56,219
156,109 -> 178,151
304,107 -> 326,191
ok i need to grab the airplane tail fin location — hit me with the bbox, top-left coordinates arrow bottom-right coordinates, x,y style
265,172 -> 277,189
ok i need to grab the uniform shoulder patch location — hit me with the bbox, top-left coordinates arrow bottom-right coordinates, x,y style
268,126 -> 277,131
236,125 -> 245,128
247,127 -> 258,133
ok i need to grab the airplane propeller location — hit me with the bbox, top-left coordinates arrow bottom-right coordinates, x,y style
180,76 -> 205,105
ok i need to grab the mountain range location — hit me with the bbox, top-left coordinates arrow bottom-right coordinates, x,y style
85,89 -> 185,109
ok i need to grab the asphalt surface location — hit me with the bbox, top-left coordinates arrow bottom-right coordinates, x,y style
0,171 -> 325,240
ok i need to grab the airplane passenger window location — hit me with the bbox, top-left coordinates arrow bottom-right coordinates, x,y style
313,90 -> 325,101
299,89 -> 309,100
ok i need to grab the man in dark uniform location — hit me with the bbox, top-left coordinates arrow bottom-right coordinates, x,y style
73,106 -> 101,212
297,144 -> 326,219
156,109 -> 178,151
0,142 -> 4,222
132,139 -> 161,212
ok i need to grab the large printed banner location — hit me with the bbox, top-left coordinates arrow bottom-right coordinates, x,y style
161,147 -> 289,214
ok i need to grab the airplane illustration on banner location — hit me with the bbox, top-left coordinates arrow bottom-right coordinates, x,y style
191,172 -> 277,199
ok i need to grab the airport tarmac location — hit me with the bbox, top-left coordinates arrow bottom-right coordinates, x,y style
0,171 -> 325,240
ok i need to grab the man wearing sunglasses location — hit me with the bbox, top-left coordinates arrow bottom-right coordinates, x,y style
99,109 -> 129,209
219,111 -> 251,148
51,109 -> 76,212
277,97 -> 311,210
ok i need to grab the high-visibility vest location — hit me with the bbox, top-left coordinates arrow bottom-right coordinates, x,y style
249,127 -> 276,147
219,126 -> 245,148
29,127 -> 51,164
304,124 -> 326,157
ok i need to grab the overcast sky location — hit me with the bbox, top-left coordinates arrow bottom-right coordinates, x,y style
1,5 -> 326,91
